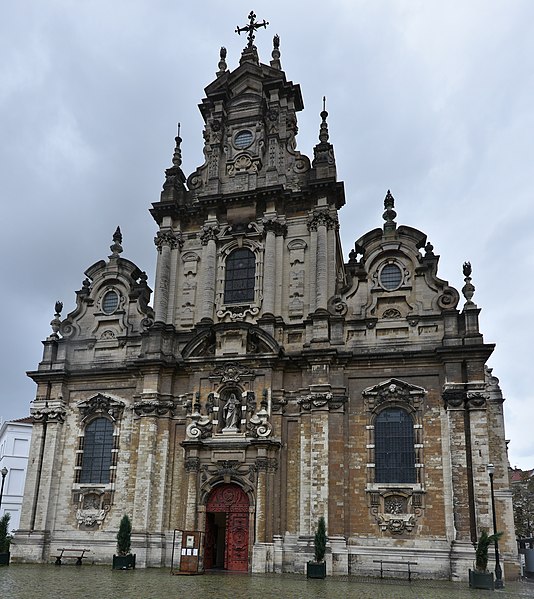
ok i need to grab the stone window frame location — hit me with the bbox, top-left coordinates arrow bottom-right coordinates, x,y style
72,394 -> 124,526
362,379 -> 426,534
96,284 -> 124,316
223,247 -> 256,305
372,258 -> 411,293
374,407 -> 417,484
216,239 -> 264,319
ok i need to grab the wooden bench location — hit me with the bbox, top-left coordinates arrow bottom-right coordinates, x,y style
373,559 -> 417,581
54,548 -> 89,565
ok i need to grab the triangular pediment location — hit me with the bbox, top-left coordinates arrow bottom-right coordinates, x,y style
363,378 -> 427,398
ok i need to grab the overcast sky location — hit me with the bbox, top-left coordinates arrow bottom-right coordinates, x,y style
1,1 -> 532,469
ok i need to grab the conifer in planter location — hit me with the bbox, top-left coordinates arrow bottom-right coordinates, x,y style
0,513 -> 12,566
469,530 -> 503,590
112,515 -> 136,570
306,516 -> 327,578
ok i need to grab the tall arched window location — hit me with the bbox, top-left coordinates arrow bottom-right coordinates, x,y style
79,418 -> 114,484
375,408 -> 416,483
224,248 -> 255,304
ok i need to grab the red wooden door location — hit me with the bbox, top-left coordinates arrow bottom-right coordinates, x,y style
204,513 -> 216,570
205,484 -> 250,571
226,512 -> 249,571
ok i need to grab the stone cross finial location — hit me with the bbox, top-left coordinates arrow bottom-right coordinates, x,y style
235,11 -> 269,48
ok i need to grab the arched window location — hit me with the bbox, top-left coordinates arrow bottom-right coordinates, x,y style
375,408 -> 416,483
224,248 -> 255,304
79,418 -> 114,484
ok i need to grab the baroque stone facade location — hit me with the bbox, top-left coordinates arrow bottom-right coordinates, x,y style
13,17 -> 518,580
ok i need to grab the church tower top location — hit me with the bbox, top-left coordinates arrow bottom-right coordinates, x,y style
152,14 -> 344,225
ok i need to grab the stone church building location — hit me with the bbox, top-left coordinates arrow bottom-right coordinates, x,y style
13,17 -> 518,580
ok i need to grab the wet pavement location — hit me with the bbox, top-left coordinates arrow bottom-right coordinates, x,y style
0,564 -> 532,598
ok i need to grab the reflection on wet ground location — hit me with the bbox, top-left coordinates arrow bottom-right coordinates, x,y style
0,564 -> 532,599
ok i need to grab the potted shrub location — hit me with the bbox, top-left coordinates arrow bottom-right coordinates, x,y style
0,513 -> 12,566
112,515 -> 136,570
469,529 -> 502,590
306,516 -> 327,579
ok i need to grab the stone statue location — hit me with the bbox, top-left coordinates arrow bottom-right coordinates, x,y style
223,393 -> 240,429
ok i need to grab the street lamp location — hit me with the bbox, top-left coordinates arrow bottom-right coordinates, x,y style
487,463 -> 504,589
0,467 -> 7,510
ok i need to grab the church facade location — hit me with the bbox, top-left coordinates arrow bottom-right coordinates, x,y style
13,18 -> 519,580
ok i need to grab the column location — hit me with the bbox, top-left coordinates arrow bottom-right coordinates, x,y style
443,389 -> 475,580
184,457 -> 200,530
255,458 -> 268,543
154,230 -> 179,323
262,225 -> 276,314
316,223 -> 328,310
200,225 -> 218,321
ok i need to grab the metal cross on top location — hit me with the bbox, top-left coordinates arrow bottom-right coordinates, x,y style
235,11 -> 269,48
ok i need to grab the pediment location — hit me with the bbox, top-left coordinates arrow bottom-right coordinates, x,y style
362,378 -> 426,412
77,393 -> 125,421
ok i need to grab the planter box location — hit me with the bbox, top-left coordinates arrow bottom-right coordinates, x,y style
0,552 -> 10,566
469,568 -> 494,590
112,554 -> 136,570
307,561 -> 326,579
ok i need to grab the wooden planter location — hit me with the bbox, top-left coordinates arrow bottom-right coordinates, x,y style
112,554 -> 136,570
469,568 -> 494,590
0,551 -> 10,566
307,561 -> 326,579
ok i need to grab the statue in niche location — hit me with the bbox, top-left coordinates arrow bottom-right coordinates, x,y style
223,393 -> 241,430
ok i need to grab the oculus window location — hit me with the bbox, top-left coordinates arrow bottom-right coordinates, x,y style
224,248 -> 256,304
234,130 -> 253,150
379,264 -> 403,290
375,408 -> 416,483
79,418 -> 114,484
102,290 -> 119,314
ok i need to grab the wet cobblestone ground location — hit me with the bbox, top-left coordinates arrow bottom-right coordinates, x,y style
0,564 -> 532,599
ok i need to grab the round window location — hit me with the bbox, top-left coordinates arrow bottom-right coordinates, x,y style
234,130 -> 253,149
380,264 -> 403,290
101,290 -> 119,314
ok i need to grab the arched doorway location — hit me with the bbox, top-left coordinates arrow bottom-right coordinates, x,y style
204,483 -> 250,571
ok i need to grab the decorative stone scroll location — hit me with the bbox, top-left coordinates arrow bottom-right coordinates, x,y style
210,363 -> 256,384
369,490 -> 424,535
297,392 -> 346,411
216,304 -> 260,321
200,461 -> 257,486
132,399 -> 175,417
31,404 -> 67,423
74,489 -> 112,529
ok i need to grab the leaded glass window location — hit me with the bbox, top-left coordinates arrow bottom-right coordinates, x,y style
379,263 -> 403,290
79,418 -> 114,484
375,408 -> 416,483
224,248 -> 255,304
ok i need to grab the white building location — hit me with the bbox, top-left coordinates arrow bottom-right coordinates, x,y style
0,417 -> 33,532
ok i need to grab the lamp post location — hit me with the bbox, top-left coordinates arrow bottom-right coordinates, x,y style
487,463 -> 504,589
0,467 -> 7,511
